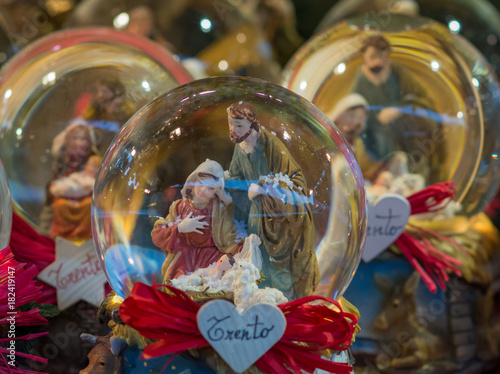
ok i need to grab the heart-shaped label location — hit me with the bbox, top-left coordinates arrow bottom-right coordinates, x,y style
197,300 -> 286,373
362,193 -> 411,263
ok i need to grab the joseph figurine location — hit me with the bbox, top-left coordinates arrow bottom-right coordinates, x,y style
352,35 -> 444,182
225,101 -> 319,299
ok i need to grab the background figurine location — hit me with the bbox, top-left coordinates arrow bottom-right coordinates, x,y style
49,155 -> 101,200
329,93 -> 387,182
225,101 -> 318,299
329,93 -> 424,201
122,5 -> 172,50
352,35 -> 444,182
80,76 -> 136,153
373,272 -> 445,369
152,159 -> 240,280
49,155 -> 102,239
39,122 -> 98,238
49,154 -> 102,239
81,76 -> 133,125
79,333 -> 124,374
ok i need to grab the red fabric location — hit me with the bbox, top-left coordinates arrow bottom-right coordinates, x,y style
397,182 -> 464,293
485,198 -> 500,219
395,231 -> 462,293
120,283 -> 206,359
0,333 -> 48,374
406,181 -> 456,215
9,212 -> 112,305
9,213 -> 57,305
0,247 -> 47,323
0,309 -> 47,327
256,295 -> 356,374
151,199 -> 223,278
9,213 -> 55,270
120,283 -> 357,374
485,186 -> 500,223
0,247 -> 49,374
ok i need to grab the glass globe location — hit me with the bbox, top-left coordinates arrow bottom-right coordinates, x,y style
92,76 -> 366,301
0,28 -> 193,237
0,159 -> 12,250
282,14 -> 500,215
316,0 -> 500,75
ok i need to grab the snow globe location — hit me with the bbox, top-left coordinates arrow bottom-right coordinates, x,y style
0,7 -> 18,69
316,0 -> 500,75
0,159 -> 11,250
283,14 -> 500,215
91,76 -> 366,373
0,28 -> 193,238
0,28 -> 193,374
283,14 -> 500,373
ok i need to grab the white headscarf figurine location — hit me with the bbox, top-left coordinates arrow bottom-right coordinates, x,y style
153,158 -> 264,289
327,93 -> 369,145
51,120 -> 97,160
180,159 -> 233,206
182,159 -> 262,268
181,160 -> 263,273
328,93 -> 369,123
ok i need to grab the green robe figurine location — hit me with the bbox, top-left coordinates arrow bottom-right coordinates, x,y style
352,63 -> 444,182
228,128 -> 319,299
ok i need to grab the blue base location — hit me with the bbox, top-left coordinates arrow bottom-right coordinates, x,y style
123,347 -> 216,374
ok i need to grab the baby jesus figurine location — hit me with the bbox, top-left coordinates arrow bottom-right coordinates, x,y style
49,155 -> 102,239
151,160 -> 243,280
169,233 -> 289,312
49,155 -> 101,200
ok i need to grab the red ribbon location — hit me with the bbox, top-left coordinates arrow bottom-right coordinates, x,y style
0,246 -> 49,374
9,213 -> 57,305
395,182 -> 465,293
0,247 -> 47,323
120,283 -> 357,374
9,213 -> 55,269
405,181 -> 456,215
0,331 -> 49,374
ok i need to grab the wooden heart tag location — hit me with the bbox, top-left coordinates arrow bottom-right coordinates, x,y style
197,300 -> 286,373
362,193 -> 411,263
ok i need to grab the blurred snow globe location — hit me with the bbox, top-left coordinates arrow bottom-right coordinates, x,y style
315,0 -> 500,75
0,5 -> 19,69
282,14 -> 500,215
92,76 -> 367,303
0,28 -> 193,238
65,0 -> 283,82
0,159 -> 12,250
